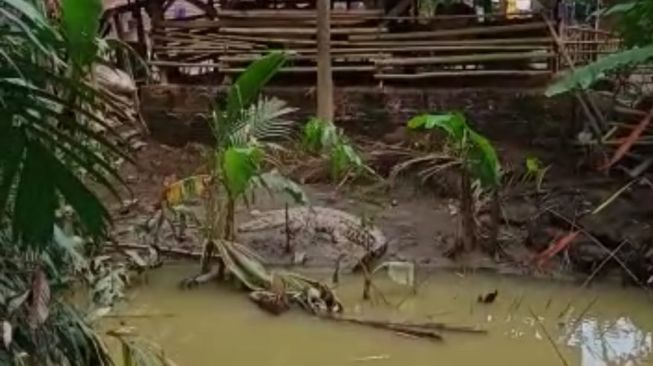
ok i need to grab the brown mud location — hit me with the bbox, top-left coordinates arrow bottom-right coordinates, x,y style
107,138 -> 653,287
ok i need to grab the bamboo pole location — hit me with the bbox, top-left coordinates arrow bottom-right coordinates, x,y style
219,26 -> 387,35
375,51 -> 554,66
543,14 -> 607,136
222,65 -> 376,73
375,70 -> 551,79
317,0 -> 334,122
350,21 -> 547,41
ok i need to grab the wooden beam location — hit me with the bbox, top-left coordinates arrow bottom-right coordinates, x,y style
216,9 -> 384,18
375,51 -> 554,66
350,21 -> 548,41
222,66 -> 375,73
219,26 -> 386,35
349,37 -> 553,47
375,70 -> 552,79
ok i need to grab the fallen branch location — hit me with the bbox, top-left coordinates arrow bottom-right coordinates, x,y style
322,315 -> 444,341
581,240 -> 629,288
544,208 -> 652,296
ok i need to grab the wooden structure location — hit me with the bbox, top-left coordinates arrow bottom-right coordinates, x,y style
101,0 -> 623,85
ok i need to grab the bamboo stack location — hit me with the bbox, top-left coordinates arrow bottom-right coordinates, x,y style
148,8 -> 559,82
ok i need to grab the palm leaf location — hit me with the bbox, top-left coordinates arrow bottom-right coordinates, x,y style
61,0 -> 102,70
246,97 -> 297,141
214,52 -> 287,145
254,170 -> 308,204
11,140 -> 58,247
467,130 -> 501,188
222,146 -> 263,197
0,125 -> 25,215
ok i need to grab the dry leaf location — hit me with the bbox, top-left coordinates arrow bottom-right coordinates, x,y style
2,321 -> 12,348
28,269 -> 51,330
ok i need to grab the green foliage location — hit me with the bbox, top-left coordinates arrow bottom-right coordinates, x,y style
301,118 -> 369,181
222,146 -> 263,197
545,45 -> 653,96
0,0 -> 132,246
407,113 -> 501,188
61,0 -> 102,70
0,3 -> 175,366
546,0 -> 653,96
211,52 -> 290,149
202,52 -> 305,241
611,0 -> 653,48
302,117 -> 337,153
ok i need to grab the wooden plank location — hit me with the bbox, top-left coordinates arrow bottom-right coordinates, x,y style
219,54 -> 387,62
375,51 -> 555,66
150,60 -> 222,67
350,21 -> 548,41
221,65 -> 376,73
375,70 -> 552,79
155,32 -> 318,45
346,37 -> 553,47
219,26 -> 386,35
216,9 -> 384,18
160,18 -> 371,28
289,44 -> 551,53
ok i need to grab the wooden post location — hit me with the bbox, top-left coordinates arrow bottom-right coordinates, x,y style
132,3 -> 147,56
146,0 -> 169,83
316,0 -> 334,122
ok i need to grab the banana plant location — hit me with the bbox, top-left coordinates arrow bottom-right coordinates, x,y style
302,117 -> 372,182
407,112 -> 501,253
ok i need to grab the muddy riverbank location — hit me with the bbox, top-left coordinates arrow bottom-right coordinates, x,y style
107,140 -> 653,286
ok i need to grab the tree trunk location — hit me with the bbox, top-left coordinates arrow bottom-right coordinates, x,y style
316,0 -> 334,122
460,169 -> 476,252
224,198 -> 236,241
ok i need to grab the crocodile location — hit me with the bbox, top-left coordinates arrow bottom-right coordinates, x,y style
238,206 -> 388,269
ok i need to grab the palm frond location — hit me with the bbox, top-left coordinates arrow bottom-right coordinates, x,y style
228,97 -> 296,146
0,0 -> 133,243
247,97 -> 297,141
212,52 -> 287,146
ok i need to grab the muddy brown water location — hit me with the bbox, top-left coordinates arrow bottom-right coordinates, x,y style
107,264 -> 653,366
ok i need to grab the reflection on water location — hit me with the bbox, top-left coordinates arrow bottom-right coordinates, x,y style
108,265 -> 653,366
568,317 -> 652,366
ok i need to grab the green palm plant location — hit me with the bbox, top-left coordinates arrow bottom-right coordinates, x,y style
0,1 -> 179,365
179,52 -> 307,275
0,0 -> 133,247
406,112 -> 501,253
